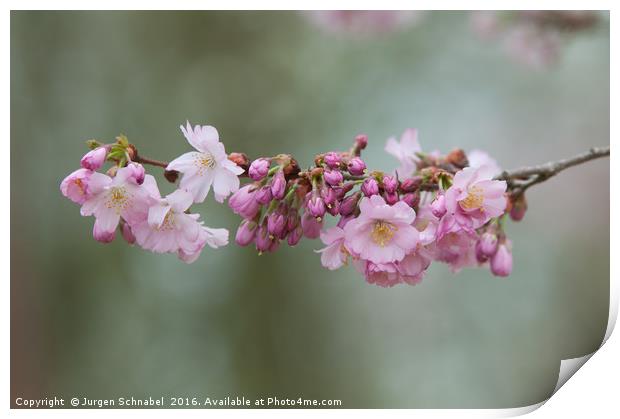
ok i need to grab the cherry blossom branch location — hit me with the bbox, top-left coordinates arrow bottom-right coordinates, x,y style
131,143 -> 610,197
497,146 -> 610,196
63,124 -> 611,283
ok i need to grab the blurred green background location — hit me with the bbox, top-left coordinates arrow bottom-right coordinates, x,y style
11,11 -> 609,408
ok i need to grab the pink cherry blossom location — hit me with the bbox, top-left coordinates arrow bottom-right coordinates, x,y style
444,166 -> 507,228
79,165 -> 153,237
354,260 -> 402,288
397,252 -> 431,285
384,128 -> 421,179
435,230 -> 478,272
167,121 -> 244,203
132,188 -> 228,262
316,226 -> 348,270
343,195 -> 419,264
467,149 -> 501,175
177,224 -> 229,263
60,168 -> 95,204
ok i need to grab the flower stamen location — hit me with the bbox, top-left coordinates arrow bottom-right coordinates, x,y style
460,185 -> 484,210
371,220 -> 398,247
157,210 -> 176,231
105,186 -> 130,213
194,152 -> 216,175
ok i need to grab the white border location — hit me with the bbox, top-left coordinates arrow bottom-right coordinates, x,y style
4,1 -> 616,417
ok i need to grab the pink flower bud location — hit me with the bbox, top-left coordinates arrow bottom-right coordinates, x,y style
475,241 -> 489,263
287,225 -> 303,246
400,176 -> 422,193
248,158 -> 270,181
401,192 -> 419,208
307,193 -> 326,219
321,186 -> 337,206
323,169 -> 343,186
347,157 -> 366,175
331,185 -> 348,200
255,185 -> 273,205
478,232 -> 498,257
93,221 -> 115,243
384,191 -> 399,205
287,208 -> 300,231
267,211 -> 287,239
324,152 -> 341,169
80,146 -> 107,171
355,134 -> 368,150
490,242 -> 512,277
510,194 -> 527,222
361,178 -> 379,197
121,223 -> 136,245
382,175 -> 398,193
326,201 -> 340,216
229,184 -> 260,219
255,224 -> 273,253
126,162 -> 145,185
270,170 -> 286,200
301,211 -> 323,239
430,195 -> 447,218
339,192 -> 360,216
235,220 -> 258,246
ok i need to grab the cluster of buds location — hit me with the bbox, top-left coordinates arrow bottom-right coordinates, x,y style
470,10 -> 600,69
230,128 -> 521,286
61,121 -> 534,287
229,135 -> 371,253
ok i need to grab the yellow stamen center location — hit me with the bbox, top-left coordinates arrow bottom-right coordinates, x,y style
157,210 -> 176,231
460,185 -> 484,210
74,178 -> 85,195
371,220 -> 398,247
105,187 -> 131,213
194,152 -> 216,175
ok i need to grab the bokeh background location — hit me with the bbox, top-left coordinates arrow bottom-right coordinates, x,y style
11,11 -> 610,408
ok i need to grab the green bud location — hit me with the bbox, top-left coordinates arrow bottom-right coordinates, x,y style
116,134 -> 129,147
86,139 -> 102,150
438,172 -> 453,190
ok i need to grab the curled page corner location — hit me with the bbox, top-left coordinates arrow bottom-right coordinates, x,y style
552,353 -> 595,394
547,288 -> 616,400
498,281 -> 618,416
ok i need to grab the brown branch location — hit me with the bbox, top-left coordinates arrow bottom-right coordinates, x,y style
496,146 -> 609,195
133,155 -> 169,169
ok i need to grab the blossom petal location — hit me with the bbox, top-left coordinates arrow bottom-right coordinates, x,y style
148,203 -> 171,228
212,168 -> 240,203
95,209 -> 121,233
318,242 -> 346,270
180,122 -> 219,153
166,189 -> 194,213
166,151 -> 203,173
203,226 -> 229,248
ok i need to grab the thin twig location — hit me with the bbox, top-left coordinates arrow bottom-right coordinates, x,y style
133,155 -> 169,169
496,146 -> 609,195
